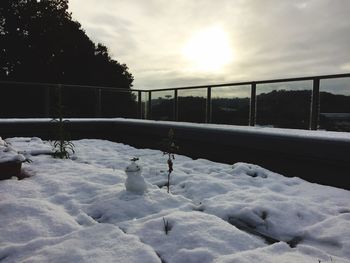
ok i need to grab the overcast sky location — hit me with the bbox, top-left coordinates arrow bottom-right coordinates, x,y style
69,0 -> 350,90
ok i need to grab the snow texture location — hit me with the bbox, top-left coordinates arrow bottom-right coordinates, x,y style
0,137 -> 26,163
1,118 -> 350,141
0,137 -> 349,263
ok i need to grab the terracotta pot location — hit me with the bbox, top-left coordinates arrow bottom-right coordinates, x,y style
0,161 -> 22,180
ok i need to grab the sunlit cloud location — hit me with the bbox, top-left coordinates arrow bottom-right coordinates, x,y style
69,0 -> 350,90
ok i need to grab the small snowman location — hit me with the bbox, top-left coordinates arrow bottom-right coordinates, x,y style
125,157 -> 147,194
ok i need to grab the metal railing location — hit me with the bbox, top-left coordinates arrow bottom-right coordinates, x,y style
1,72 -> 350,131
144,73 -> 350,130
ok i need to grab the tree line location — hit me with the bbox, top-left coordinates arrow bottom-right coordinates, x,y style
0,0 -> 133,87
0,0 -> 136,118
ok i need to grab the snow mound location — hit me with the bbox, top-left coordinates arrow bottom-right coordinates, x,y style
0,138 -> 26,163
124,211 -> 265,263
0,138 -> 349,262
1,224 -> 160,263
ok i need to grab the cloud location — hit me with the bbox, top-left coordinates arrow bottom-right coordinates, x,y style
69,0 -> 350,90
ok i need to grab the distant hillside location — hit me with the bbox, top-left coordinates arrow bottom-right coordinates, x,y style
150,89 -> 350,131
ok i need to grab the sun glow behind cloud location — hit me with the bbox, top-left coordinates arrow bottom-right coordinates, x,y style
69,0 -> 350,89
182,26 -> 233,73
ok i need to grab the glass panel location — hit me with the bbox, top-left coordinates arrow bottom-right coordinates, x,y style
320,77 -> 350,132
140,91 -> 147,119
60,86 -> 96,118
101,89 -> 137,118
0,82 -> 50,118
178,88 -> 206,123
211,85 -> 250,125
151,91 -> 174,121
256,81 -> 312,129
131,91 -> 139,118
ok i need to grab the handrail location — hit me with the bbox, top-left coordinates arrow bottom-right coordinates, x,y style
147,73 -> 350,92
1,72 -> 349,92
0,80 -> 139,93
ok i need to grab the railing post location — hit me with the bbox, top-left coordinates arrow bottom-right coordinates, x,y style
44,86 -> 50,117
206,87 -> 212,123
137,90 -> 142,119
173,89 -> 178,121
55,84 -> 63,118
249,82 -> 256,126
95,88 -> 102,117
147,91 -> 152,119
309,78 -> 320,130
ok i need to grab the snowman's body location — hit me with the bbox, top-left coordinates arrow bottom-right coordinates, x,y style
125,161 -> 147,194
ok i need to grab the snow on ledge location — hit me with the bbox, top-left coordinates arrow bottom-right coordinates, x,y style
1,118 -> 350,142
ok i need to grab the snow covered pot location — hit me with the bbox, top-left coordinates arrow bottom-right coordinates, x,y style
0,137 -> 26,180
125,158 -> 147,194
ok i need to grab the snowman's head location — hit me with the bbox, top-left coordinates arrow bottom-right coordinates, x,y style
125,160 -> 142,176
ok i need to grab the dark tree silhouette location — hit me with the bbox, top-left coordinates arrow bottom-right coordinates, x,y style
256,90 -> 312,129
0,0 -> 133,88
0,0 -> 137,118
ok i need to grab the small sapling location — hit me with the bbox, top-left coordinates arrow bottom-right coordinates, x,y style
163,217 -> 171,235
161,129 -> 179,193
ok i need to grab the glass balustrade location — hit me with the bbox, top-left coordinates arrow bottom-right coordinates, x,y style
256,81 -> 312,129
150,91 -> 174,121
211,85 -> 250,125
178,88 -> 207,123
319,77 -> 350,132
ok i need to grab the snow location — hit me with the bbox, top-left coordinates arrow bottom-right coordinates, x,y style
1,118 -> 350,142
0,137 -> 349,263
0,137 -> 26,163
123,211 -> 264,263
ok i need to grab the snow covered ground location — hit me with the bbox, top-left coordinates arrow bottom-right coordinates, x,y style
1,137 -> 349,263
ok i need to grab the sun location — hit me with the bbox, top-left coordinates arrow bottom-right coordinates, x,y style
182,26 -> 233,72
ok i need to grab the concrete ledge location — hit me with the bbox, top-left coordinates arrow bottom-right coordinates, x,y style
1,118 -> 349,189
